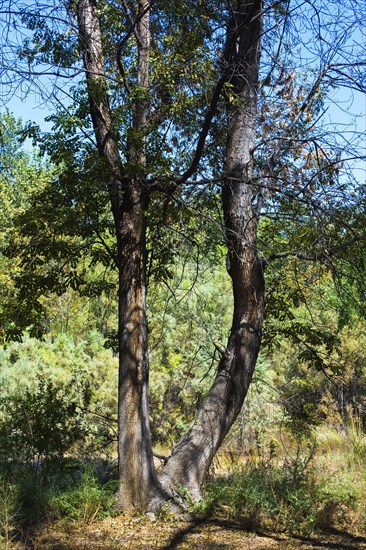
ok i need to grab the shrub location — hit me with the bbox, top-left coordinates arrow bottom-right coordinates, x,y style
0,334 -> 119,459
49,467 -> 117,523
0,459 -> 118,545
0,375 -> 91,464
195,442 -> 361,536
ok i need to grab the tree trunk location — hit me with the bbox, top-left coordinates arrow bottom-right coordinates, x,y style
116,184 -> 160,512
76,0 -> 161,512
161,0 -> 264,500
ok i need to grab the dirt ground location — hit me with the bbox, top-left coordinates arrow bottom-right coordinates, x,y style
30,516 -> 366,549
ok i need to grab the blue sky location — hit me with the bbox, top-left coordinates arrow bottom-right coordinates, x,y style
3,82 -> 365,185
4,94 -> 54,132
1,0 -> 365,182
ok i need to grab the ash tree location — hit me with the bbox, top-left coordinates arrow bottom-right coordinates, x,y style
0,0 -> 365,512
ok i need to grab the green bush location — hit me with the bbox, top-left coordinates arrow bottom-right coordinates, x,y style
49,467 -> 117,523
0,459 -> 118,545
196,459 -> 356,535
0,375 -> 91,463
0,334 -> 119,460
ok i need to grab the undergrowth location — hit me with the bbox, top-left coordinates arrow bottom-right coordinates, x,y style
194,424 -> 366,536
195,463 -> 350,534
2,422 -> 366,547
0,460 -> 117,547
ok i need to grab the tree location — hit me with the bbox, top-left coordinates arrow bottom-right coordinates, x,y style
1,0 -> 365,512
0,112 -> 52,340
160,0 -> 264,501
74,0 -> 263,510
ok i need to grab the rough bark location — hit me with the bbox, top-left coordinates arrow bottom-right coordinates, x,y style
76,0 -> 160,512
160,0 -> 264,500
77,0 -> 264,511
116,183 -> 159,512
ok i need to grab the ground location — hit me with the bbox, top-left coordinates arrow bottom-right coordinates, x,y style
27,517 -> 366,549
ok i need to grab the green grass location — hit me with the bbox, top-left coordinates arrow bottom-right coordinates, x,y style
0,459 -> 118,547
196,424 -> 366,536
2,421 -> 366,547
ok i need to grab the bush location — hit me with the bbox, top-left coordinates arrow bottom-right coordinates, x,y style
0,375 -> 91,464
49,467 -> 117,523
0,459 -> 118,545
196,466 -> 315,533
196,447 -> 359,535
0,334 -> 119,459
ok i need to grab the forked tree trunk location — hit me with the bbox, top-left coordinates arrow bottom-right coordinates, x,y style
77,0 -> 264,511
161,0 -> 264,500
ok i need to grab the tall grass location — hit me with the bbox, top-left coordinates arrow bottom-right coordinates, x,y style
197,420 -> 366,535
0,460 -> 118,547
0,478 -> 18,549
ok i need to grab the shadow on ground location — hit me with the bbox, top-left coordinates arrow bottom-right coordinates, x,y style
160,518 -> 366,550
291,527 -> 366,550
29,514 -> 366,549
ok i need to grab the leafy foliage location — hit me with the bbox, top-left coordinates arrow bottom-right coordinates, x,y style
273,318 -> 366,432
148,253 -> 232,443
0,334 -> 118,459
0,376 -> 90,463
197,456 -> 361,535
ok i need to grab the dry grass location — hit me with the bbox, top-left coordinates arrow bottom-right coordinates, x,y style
3,420 -> 366,549
26,516 -> 366,549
